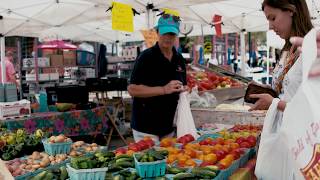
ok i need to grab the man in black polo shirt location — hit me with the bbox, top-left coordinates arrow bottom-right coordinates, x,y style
128,13 -> 187,142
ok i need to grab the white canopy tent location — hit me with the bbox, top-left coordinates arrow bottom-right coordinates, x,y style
0,0 -> 319,80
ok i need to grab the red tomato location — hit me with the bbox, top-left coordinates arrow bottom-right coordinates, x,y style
144,139 -> 155,147
214,150 -> 226,161
200,81 -> 212,90
240,142 -> 251,148
115,147 -> 127,154
185,134 -> 195,142
128,145 -> 140,152
236,137 -> 246,145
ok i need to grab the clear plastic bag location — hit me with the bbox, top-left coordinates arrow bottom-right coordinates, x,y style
188,87 -> 218,108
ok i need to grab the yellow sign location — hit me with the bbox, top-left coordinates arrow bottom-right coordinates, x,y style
141,29 -> 158,48
112,2 -> 134,32
162,8 -> 180,16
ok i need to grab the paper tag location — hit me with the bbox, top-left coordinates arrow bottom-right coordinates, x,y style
0,159 -> 14,180
112,2 -> 134,32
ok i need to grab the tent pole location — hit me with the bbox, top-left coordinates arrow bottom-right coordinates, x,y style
240,13 -> 246,76
240,31 -> 246,77
266,46 -> 270,85
0,15 -> 5,84
1,36 -> 6,83
146,3 -> 151,29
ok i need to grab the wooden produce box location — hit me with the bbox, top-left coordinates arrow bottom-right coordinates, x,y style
192,108 -> 266,127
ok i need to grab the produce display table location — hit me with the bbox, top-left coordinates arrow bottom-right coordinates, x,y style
192,108 -> 266,127
3,106 -> 110,136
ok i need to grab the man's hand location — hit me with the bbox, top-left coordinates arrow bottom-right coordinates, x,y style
163,80 -> 184,94
290,30 -> 320,78
249,93 -> 274,111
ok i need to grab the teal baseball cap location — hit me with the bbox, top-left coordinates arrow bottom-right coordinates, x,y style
156,14 -> 180,35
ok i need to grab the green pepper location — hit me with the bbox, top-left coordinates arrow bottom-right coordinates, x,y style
2,152 -> 11,160
10,149 -> 18,157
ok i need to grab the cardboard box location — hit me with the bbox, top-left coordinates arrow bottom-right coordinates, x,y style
50,55 -> 64,66
0,99 -> 31,119
42,49 -> 58,57
23,57 -> 50,67
63,58 -> 76,66
63,51 -> 76,66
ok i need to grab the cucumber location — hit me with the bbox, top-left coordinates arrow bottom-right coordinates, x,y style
104,151 -> 115,158
191,168 -> 216,178
30,171 -> 47,180
116,158 -> 133,164
173,173 -> 195,180
115,161 -> 134,168
119,171 -> 132,177
148,150 -> 165,160
59,166 -> 68,180
113,175 -> 124,180
159,150 -> 169,156
45,172 -> 54,180
107,164 -> 124,172
148,156 -> 155,162
204,165 -> 219,172
115,154 -> 133,160
125,172 -> 137,180
166,166 -> 186,174
135,154 -> 142,161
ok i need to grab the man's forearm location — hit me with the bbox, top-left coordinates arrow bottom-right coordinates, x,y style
128,84 -> 165,98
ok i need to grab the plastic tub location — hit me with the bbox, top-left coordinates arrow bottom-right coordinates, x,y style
134,154 -> 167,178
66,163 -> 108,180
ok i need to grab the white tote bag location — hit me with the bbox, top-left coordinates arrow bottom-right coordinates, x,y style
175,91 -> 199,139
255,98 -> 293,180
281,28 -> 320,180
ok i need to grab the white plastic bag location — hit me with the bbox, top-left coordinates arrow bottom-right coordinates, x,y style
255,98 -> 293,180
281,28 -> 320,179
175,91 -> 199,139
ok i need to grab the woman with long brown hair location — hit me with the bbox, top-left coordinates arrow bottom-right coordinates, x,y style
251,0 -> 313,179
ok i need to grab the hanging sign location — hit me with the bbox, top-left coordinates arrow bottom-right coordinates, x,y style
112,2 -> 134,32
213,14 -> 222,37
141,29 -> 158,48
